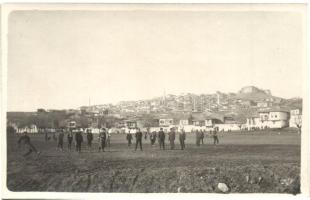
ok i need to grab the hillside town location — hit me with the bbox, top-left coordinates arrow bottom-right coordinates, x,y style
7,86 -> 302,134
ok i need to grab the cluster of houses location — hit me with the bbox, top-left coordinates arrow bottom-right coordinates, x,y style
149,108 -> 302,133
9,107 -> 302,134
245,108 -> 302,130
104,107 -> 302,133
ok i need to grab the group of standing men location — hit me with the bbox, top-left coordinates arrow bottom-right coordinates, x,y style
126,127 -> 187,151
45,128 -> 111,153
19,126 -> 219,157
126,127 -> 219,151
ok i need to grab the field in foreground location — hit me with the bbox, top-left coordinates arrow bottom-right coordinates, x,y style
7,129 -> 300,193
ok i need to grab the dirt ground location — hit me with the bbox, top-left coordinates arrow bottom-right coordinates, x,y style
6,129 -> 300,193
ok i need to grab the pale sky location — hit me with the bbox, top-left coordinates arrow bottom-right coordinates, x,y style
7,8 -> 305,111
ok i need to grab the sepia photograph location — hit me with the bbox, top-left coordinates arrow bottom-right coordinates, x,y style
1,3 -> 309,198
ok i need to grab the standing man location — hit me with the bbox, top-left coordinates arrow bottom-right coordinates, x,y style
57,129 -> 64,151
126,129 -> 133,147
75,130 -> 83,153
53,131 -> 57,142
195,130 -> 200,146
213,127 -> 219,145
18,131 -> 40,156
158,128 -> 166,150
135,128 -> 143,151
179,128 -> 186,150
200,129 -> 205,145
144,130 -> 148,141
86,129 -> 93,151
44,129 -> 49,142
168,128 -> 176,150
98,128 -> 107,152
106,129 -> 111,148
67,130 -> 73,150
126,131 -> 132,147
150,131 -> 157,146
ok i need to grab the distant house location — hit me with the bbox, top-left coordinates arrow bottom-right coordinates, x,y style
214,116 -> 241,132
189,113 -> 207,127
215,123 -> 241,132
289,108 -> 302,128
67,121 -> 77,129
259,111 -> 269,121
246,116 -> 262,130
192,119 -> 205,126
247,109 -> 290,129
257,101 -> 270,108
159,118 -> 174,127
17,124 -> 38,134
205,118 -> 223,128
223,116 -> 237,124
240,100 -> 256,107
125,120 -> 138,129
179,119 -> 190,126
268,110 -> 290,128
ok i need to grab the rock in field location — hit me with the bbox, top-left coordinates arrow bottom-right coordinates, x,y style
280,178 -> 294,186
217,183 -> 229,193
177,186 -> 186,193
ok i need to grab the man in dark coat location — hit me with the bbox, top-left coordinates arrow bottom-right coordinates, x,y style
98,128 -> 107,152
168,128 -> 176,150
158,128 -> 165,150
67,130 -> 73,150
195,130 -> 200,146
57,129 -> 64,151
150,131 -> 157,146
213,127 -> 219,145
126,131 -> 133,147
179,129 -> 186,150
75,130 -> 83,153
135,128 -> 143,151
200,129 -> 205,144
18,131 -> 40,156
45,129 -> 49,142
86,129 -> 93,150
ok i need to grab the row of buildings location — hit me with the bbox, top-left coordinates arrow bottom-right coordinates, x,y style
91,108 -> 301,133
9,107 -> 302,134
11,109 -> 302,133
76,86 -> 286,115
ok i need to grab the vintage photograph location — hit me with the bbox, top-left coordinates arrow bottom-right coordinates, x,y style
2,4 -> 308,195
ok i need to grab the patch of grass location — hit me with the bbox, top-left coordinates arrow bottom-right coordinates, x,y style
6,130 -> 300,193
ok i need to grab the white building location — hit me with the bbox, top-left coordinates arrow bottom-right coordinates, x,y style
179,119 -> 190,126
258,111 -> 270,129
214,123 -> 241,132
246,117 -> 261,130
17,124 -> 38,134
205,118 -> 223,128
125,120 -> 138,129
67,121 -> 77,129
192,119 -> 205,127
257,102 -> 270,108
268,110 -> 290,128
159,118 -> 174,127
